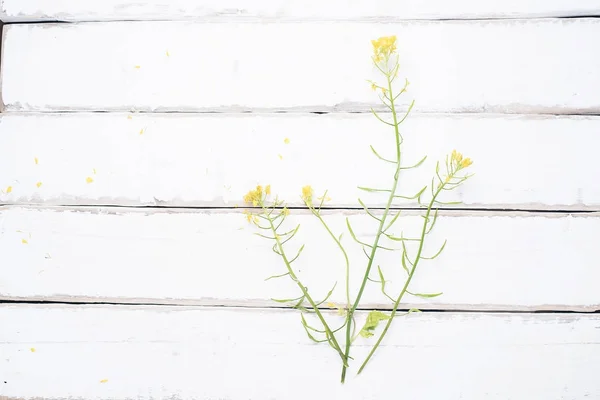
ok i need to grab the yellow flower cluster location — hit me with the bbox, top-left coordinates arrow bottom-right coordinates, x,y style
301,185 -> 314,205
371,35 -> 397,63
451,150 -> 473,169
244,184 -> 268,206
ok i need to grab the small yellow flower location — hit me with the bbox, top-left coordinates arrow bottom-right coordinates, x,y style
36,182 -> 42,188
265,185 -> 271,195
461,158 -> 473,168
302,185 -> 314,204
86,177 -> 94,184
282,207 -> 290,216
284,138 -> 290,144
371,82 -> 377,91
326,302 -> 336,308
381,87 -> 387,95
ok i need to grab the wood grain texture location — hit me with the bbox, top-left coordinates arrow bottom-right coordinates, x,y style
2,0 -> 600,22
1,304 -> 599,399
3,19 -> 600,113
0,206 -> 598,311
0,113 -> 598,210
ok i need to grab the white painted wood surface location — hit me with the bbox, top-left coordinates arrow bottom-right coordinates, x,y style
3,20 -> 600,113
1,207 -> 598,311
1,305 -> 598,399
0,113 -> 598,209
2,0 -> 600,22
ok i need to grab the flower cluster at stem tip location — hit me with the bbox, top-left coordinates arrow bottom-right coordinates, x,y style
301,185 -> 314,205
371,35 -> 397,63
451,150 -> 473,170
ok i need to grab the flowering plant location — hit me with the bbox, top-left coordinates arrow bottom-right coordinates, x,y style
243,36 -> 473,383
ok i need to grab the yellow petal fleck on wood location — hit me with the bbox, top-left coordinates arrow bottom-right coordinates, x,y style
34,157 -> 39,164
86,177 -> 94,184
284,138 -> 290,144
30,348 -> 36,352
100,379 -> 109,384
36,182 -> 42,188
22,239 -> 28,244
5,186 -> 12,194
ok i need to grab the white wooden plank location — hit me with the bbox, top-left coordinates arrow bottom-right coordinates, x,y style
2,0 -> 600,22
1,305 -> 598,399
0,207 -> 598,311
0,113 -> 598,209
3,20 -> 600,113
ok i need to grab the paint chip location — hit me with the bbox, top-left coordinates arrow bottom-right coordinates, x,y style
284,138 -> 290,144
36,182 -> 42,188
34,157 -> 39,165
100,379 -> 108,384
30,348 -> 36,353
86,177 -> 94,184
21,239 -> 28,244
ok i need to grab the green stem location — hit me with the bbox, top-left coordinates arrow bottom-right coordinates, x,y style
310,208 -> 351,307
264,205 -> 347,365
357,181 -> 448,374
341,68 -> 404,383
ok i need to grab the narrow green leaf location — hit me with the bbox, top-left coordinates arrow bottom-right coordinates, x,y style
383,210 -> 401,232
315,281 -> 338,306
385,233 -> 419,242
358,198 -> 381,222
300,314 -> 328,343
400,155 -> 427,170
358,186 -> 392,193
271,295 -> 304,303
264,272 -> 290,281
377,266 -> 395,302
394,185 -> 427,200
370,145 -> 396,164
421,239 -> 447,260
288,244 -> 306,264
434,200 -> 462,205
406,291 -> 443,299
401,249 -> 410,275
